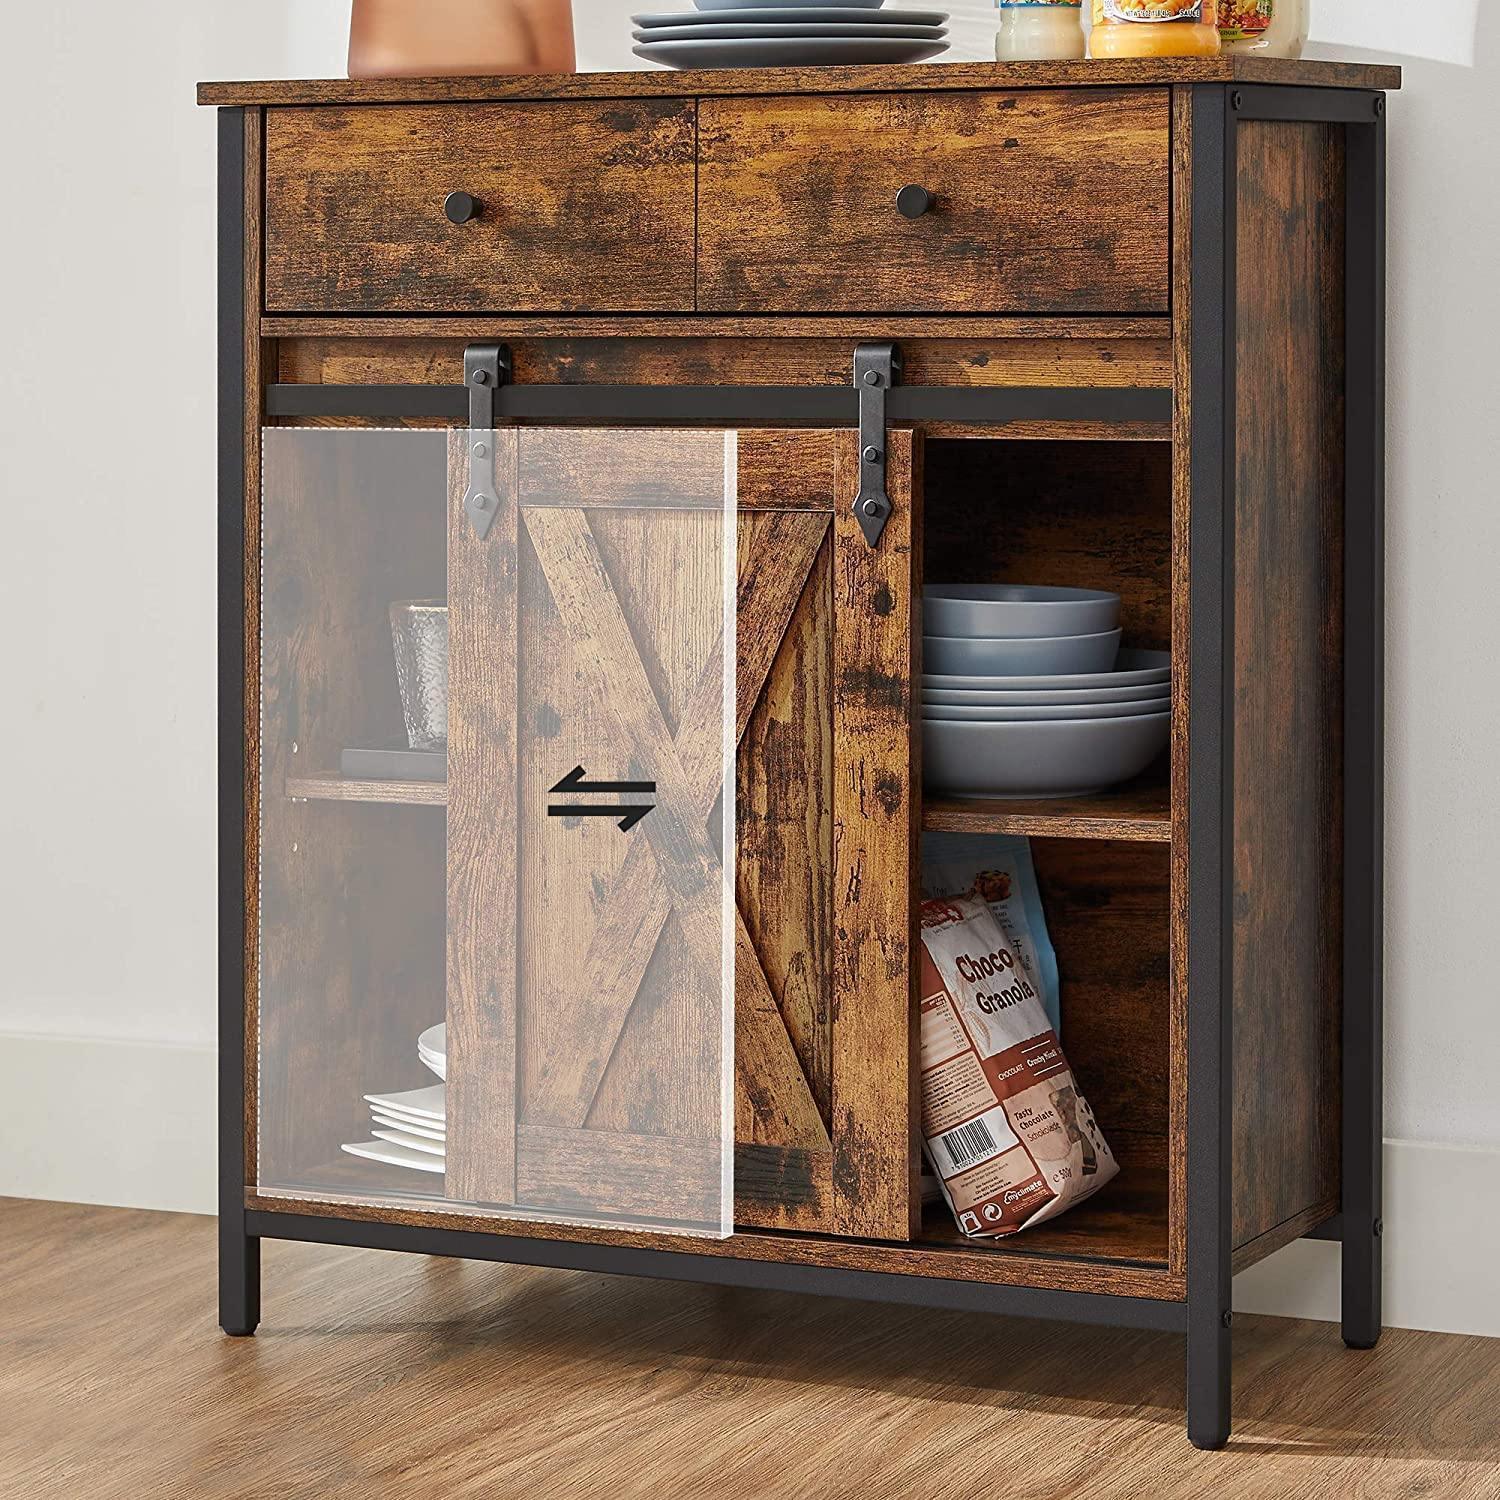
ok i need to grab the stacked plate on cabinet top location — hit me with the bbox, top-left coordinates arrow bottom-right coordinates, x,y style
341,1024 -> 447,1175
632,0 -> 949,69
922,586 -> 1171,800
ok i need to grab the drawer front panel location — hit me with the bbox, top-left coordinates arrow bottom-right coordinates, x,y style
264,102 -> 697,313
697,89 -> 1170,315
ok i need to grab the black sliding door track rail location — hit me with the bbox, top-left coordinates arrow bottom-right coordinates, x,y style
264,382 -> 1172,426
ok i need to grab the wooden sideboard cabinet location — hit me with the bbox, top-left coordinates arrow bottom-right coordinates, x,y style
201,56 -> 1399,1449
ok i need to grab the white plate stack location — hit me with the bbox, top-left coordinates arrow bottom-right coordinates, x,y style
341,1025 -> 447,1175
922,586 -> 1171,800
632,0 -> 949,69
416,1021 -> 446,1081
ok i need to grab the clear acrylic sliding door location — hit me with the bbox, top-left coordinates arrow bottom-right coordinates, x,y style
257,426 -> 736,1237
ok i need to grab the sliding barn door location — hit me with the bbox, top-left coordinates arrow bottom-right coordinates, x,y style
446,429 -> 735,1236
443,426 -> 920,1239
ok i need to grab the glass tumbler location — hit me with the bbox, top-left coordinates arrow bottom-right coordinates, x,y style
390,601 -> 449,752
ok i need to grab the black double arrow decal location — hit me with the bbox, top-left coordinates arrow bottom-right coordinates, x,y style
547,765 -> 656,832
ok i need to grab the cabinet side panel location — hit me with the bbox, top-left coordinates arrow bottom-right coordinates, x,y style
1231,120 -> 1345,1250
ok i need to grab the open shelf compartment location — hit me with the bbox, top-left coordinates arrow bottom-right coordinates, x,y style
910,433 -> 1179,1279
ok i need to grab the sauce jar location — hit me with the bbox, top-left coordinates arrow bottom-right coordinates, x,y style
1089,0 -> 1222,58
996,0 -> 1087,61
1219,0 -> 1308,57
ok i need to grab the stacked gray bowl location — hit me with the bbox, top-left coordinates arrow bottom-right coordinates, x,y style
632,0 -> 949,69
923,585 -> 1171,800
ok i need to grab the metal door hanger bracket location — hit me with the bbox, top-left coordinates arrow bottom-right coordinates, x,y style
853,342 -> 901,548
464,343 -> 513,539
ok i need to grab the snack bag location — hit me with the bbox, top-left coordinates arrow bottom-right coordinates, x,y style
919,895 -> 1117,1238
922,833 -> 1061,1035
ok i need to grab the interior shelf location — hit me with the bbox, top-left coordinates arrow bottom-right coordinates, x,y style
264,1157 -> 1170,1273
915,1164 -> 1169,1269
286,773 -> 446,807
921,776 -> 1171,843
288,773 -> 1173,843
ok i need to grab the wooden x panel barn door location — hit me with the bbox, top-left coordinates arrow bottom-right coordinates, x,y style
443,427 -> 920,1240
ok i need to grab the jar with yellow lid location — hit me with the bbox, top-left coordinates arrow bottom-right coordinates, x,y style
1090,0 -> 1222,58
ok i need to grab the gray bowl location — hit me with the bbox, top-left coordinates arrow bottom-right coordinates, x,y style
924,629 -> 1121,678
923,584 -> 1120,641
924,681 -> 1171,707
922,647 -> 1169,693
923,697 -> 1170,723
923,712 -> 1170,799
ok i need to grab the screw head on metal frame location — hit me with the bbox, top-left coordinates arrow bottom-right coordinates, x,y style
861,499 -> 883,518
863,369 -> 882,386
472,369 -> 490,386
472,441 -> 488,459
863,445 -> 881,463
473,494 -> 490,510
1231,90 -> 1243,111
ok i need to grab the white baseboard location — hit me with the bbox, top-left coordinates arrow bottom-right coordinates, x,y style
2,1033 -> 1495,1339
0,1030 -> 215,1216
1234,1138 -> 1500,1339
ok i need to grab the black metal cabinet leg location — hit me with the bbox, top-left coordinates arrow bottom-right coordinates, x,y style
1340,104 -> 1387,1354
1342,1219 -> 1382,1350
218,106 -> 257,1343
1187,1305 -> 1232,1450
1183,85 -> 1237,1451
220,1222 -> 261,1336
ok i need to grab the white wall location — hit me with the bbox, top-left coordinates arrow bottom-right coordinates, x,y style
0,0 -> 1496,1334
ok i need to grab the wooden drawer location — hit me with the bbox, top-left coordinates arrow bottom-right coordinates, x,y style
697,89 -> 1170,315
264,102 -> 697,314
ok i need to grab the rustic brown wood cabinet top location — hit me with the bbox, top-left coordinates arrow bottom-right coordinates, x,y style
204,57 -> 1398,1450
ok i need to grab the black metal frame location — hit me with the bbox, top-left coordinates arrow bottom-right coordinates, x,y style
1339,90 -> 1388,1358
218,107 -> 259,1338
218,84 -> 1388,1445
1183,83 -> 1388,1449
1184,83 -> 1236,1453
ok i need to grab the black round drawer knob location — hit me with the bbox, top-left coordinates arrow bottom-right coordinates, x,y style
444,190 -> 481,225
895,184 -> 934,219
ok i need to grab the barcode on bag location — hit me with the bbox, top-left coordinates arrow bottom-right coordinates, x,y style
941,1118 -> 997,1169
930,1104 -> 1019,1178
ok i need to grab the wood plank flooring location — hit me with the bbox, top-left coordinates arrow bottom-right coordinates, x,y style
2,1198 -> 1496,1499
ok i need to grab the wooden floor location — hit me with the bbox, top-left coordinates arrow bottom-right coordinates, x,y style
3,1199 -> 1497,1499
